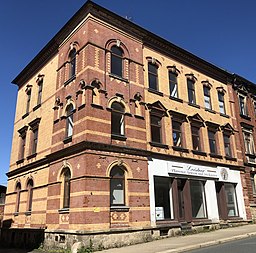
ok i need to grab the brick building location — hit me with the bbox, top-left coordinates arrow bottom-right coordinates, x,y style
2,0 -> 252,250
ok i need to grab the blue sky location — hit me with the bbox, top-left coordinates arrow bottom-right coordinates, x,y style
1,0 -> 256,185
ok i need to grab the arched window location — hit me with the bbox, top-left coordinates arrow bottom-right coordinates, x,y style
110,166 -> 125,206
111,46 -> 123,77
66,104 -> 74,138
69,48 -> 76,78
62,168 -> 71,209
27,179 -> 34,212
15,182 -> 21,213
111,102 -> 125,136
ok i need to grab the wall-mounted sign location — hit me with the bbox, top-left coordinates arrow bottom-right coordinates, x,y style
168,164 -> 218,179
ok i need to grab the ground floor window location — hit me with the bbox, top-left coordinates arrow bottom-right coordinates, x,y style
224,183 -> 238,217
190,180 -> 207,218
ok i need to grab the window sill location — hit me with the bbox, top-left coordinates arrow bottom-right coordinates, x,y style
91,103 -> 104,110
192,150 -> 207,156
246,153 -> 256,158
225,156 -> 237,161
58,208 -> 70,214
110,206 -> 129,212
111,134 -> 127,141
220,113 -> 230,118
169,96 -> 183,103
33,104 -> 41,111
240,114 -> 251,120
209,153 -> 222,159
13,212 -> 19,216
64,75 -> 76,86
149,142 -> 169,149
27,153 -> 37,160
205,108 -> 216,114
16,159 -> 24,165
78,104 -> 86,110
172,146 -> 189,153
22,112 -> 29,119
148,88 -> 163,97
54,119 -> 60,124
63,136 -> 72,144
25,211 -> 31,216
109,73 -> 128,83
134,115 -> 144,120
188,103 -> 200,109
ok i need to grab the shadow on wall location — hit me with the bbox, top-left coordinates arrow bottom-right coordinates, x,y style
0,226 -> 44,250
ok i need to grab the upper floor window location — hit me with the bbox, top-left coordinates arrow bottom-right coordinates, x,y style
203,86 -> 212,109
69,48 -> 76,78
110,166 -> 125,206
62,168 -> 71,209
27,179 -> 34,212
172,120 -> 182,147
169,71 -> 178,98
37,76 -> 44,105
18,126 -> 28,161
148,62 -> 159,91
218,91 -> 225,114
239,95 -> 247,116
111,102 -> 125,137
223,134 -> 232,157
208,129 -> 217,154
15,182 -> 21,213
150,114 -> 162,144
187,79 -> 196,104
243,130 -> 255,155
191,125 -> 201,151
111,46 -> 123,77
251,174 -> 256,196
28,118 -> 41,156
26,88 -> 32,114
66,104 -> 74,138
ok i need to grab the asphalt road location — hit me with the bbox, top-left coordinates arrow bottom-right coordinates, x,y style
187,236 -> 256,253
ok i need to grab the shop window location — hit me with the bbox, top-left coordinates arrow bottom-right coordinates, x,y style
224,183 -> 238,217
190,180 -> 207,219
150,114 -> 162,144
203,86 -> 211,109
169,71 -> 178,98
208,129 -> 217,154
27,179 -> 34,212
154,176 -> 172,220
111,46 -> 123,77
62,168 -> 71,209
15,182 -> 21,213
148,62 -> 159,91
110,166 -> 125,206
187,79 -> 196,104
69,48 -> 76,78
223,134 -> 232,157
66,104 -> 74,138
172,120 -> 182,147
111,102 -> 125,136
218,91 -> 225,114
239,95 -> 247,116
251,174 -> 256,196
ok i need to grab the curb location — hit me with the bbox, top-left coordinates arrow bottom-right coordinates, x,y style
155,232 -> 256,253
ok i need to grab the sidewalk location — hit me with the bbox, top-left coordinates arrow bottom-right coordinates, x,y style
96,224 -> 256,253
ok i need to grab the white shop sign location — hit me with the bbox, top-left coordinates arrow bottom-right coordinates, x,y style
168,164 -> 218,179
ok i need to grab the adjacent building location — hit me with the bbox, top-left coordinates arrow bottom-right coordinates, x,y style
2,0 -> 254,250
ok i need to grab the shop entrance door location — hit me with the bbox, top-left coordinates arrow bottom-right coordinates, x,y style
215,182 -> 227,220
177,179 -> 186,221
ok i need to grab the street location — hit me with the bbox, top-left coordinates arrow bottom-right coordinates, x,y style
187,236 -> 256,253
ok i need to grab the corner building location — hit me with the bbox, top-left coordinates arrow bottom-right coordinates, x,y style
3,0 -> 250,249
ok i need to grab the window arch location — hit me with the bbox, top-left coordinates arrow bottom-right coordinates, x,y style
66,104 -> 74,138
111,102 -> 125,136
15,182 -> 21,213
61,168 -> 71,209
69,48 -> 76,78
110,165 -> 125,206
111,45 -> 123,77
27,179 -> 34,212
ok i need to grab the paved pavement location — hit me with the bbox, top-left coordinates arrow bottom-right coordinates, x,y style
96,224 -> 256,253
1,224 -> 256,253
